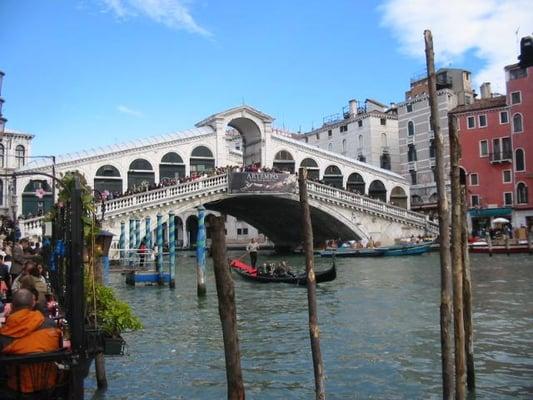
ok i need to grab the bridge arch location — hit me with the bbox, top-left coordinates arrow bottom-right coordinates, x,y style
160,152 -> 185,181
227,117 -> 262,167
369,180 -> 387,202
94,164 -> 123,194
390,186 -> 408,209
190,145 -> 215,174
300,158 -> 319,180
22,180 -> 53,217
128,159 -> 155,189
323,165 -> 343,188
347,173 -> 365,194
273,149 -> 295,173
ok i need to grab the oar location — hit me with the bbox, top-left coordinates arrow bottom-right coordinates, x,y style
236,251 -> 248,261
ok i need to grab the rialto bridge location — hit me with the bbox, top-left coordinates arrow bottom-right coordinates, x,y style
16,106 -> 437,249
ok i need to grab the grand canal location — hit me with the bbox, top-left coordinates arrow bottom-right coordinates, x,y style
86,252 -> 532,399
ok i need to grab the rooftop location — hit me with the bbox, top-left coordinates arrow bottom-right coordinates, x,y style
450,95 -> 506,114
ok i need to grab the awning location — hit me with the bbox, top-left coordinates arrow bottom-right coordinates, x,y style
469,207 -> 512,217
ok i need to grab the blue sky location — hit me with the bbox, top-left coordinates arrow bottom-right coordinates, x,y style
1,0 -> 531,157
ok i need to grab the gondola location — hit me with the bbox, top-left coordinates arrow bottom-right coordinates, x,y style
229,259 -> 336,285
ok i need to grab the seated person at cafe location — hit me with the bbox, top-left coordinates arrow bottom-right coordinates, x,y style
0,289 -> 61,394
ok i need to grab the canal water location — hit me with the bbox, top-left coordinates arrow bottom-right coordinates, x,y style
86,252 -> 533,399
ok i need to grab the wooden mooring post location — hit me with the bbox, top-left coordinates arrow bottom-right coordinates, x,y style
298,168 -> 326,400
461,188 -> 476,391
210,216 -> 245,400
196,206 -> 207,297
449,115 -> 466,399
424,29 -> 454,400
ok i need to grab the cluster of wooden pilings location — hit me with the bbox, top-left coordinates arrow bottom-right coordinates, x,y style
425,30 -> 476,400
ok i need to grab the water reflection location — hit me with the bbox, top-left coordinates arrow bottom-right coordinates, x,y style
87,252 -> 533,399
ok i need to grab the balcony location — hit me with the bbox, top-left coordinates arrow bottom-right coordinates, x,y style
408,161 -> 417,171
489,151 -> 512,164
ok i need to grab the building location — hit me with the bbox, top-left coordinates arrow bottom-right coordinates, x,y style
450,36 -> 533,233
0,71 -> 35,219
450,90 -> 510,234
505,36 -> 533,229
397,68 -> 474,215
297,99 -> 400,177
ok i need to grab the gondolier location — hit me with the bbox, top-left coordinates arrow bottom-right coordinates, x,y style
246,238 -> 260,268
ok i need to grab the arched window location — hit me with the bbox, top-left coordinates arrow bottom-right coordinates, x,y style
342,139 -> 347,153
513,113 -> 523,133
328,143 -> 333,151
358,134 -> 363,148
380,153 -> 391,170
94,165 -> 123,194
517,182 -> 528,204
368,180 -> 387,202
22,180 -> 53,216
347,173 -> 365,194
300,158 -> 319,180
323,165 -> 343,188
273,150 -> 295,173
128,159 -> 155,189
381,132 -> 388,147
160,152 -> 185,180
408,121 -> 415,136
15,145 -> 25,168
390,186 -> 408,208
190,146 -> 214,173
0,144 -> 4,168
515,149 -> 525,171
0,180 -> 3,206
408,144 -> 417,162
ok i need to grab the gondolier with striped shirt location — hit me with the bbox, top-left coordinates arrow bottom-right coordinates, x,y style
246,238 -> 260,268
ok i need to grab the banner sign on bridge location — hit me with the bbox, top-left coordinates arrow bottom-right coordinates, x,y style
229,172 -> 297,194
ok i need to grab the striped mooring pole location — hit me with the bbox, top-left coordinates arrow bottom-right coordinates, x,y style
156,213 -> 163,284
145,216 -> 152,250
119,221 -> 126,265
196,206 -> 207,297
168,211 -> 176,289
129,219 -> 135,266
135,219 -> 141,249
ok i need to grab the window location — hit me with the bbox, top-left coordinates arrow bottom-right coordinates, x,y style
515,149 -> 525,171
0,180 -> 3,206
470,173 -> 479,186
503,170 -> 512,183
510,68 -> 527,80
316,133 -> 320,140
357,154 -> 366,162
15,145 -> 25,168
513,113 -> 523,133
328,143 -> 333,151
381,132 -> 388,146
340,125 -> 348,133
407,121 -> 415,136
467,116 -> 475,129
500,111 -> 508,124
237,228 -> 242,235
406,104 -> 413,113
380,118 -> 386,126
479,140 -> 489,157
517,183 -> 528,204
409,170 -> 417,185
357,120 -> 363,128
243,228 -> 249,235
342,139 -> 347,154
478,115 -> 487,127
493,137 -> 512,160
504,192 -> 513,206
471,195 -> 479,207
0,144 -> 3,168
511,91 -> 521,104
429,139 -> 436,158
380,153 -> 391,170
358,134 -> 363,148
305,137 -> 308,143
328,129 -> 333,137
407,144 -> 417,162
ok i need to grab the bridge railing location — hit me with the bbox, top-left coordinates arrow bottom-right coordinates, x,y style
97,174 -> 229,216
306,180 -> 434,228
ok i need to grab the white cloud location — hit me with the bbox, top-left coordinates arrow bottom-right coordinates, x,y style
102,0 -> 211,37
380,0 -> 533,93
117,105 -> 144,117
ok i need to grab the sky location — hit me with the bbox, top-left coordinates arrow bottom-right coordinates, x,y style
1,0 -> 532,157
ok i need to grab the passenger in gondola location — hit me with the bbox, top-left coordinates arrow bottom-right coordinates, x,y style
274,262 -> 286,277
257,263 -> 267,276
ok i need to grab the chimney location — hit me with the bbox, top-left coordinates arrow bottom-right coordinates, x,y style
349,99 -> 357,117
480,82 -> 492,99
